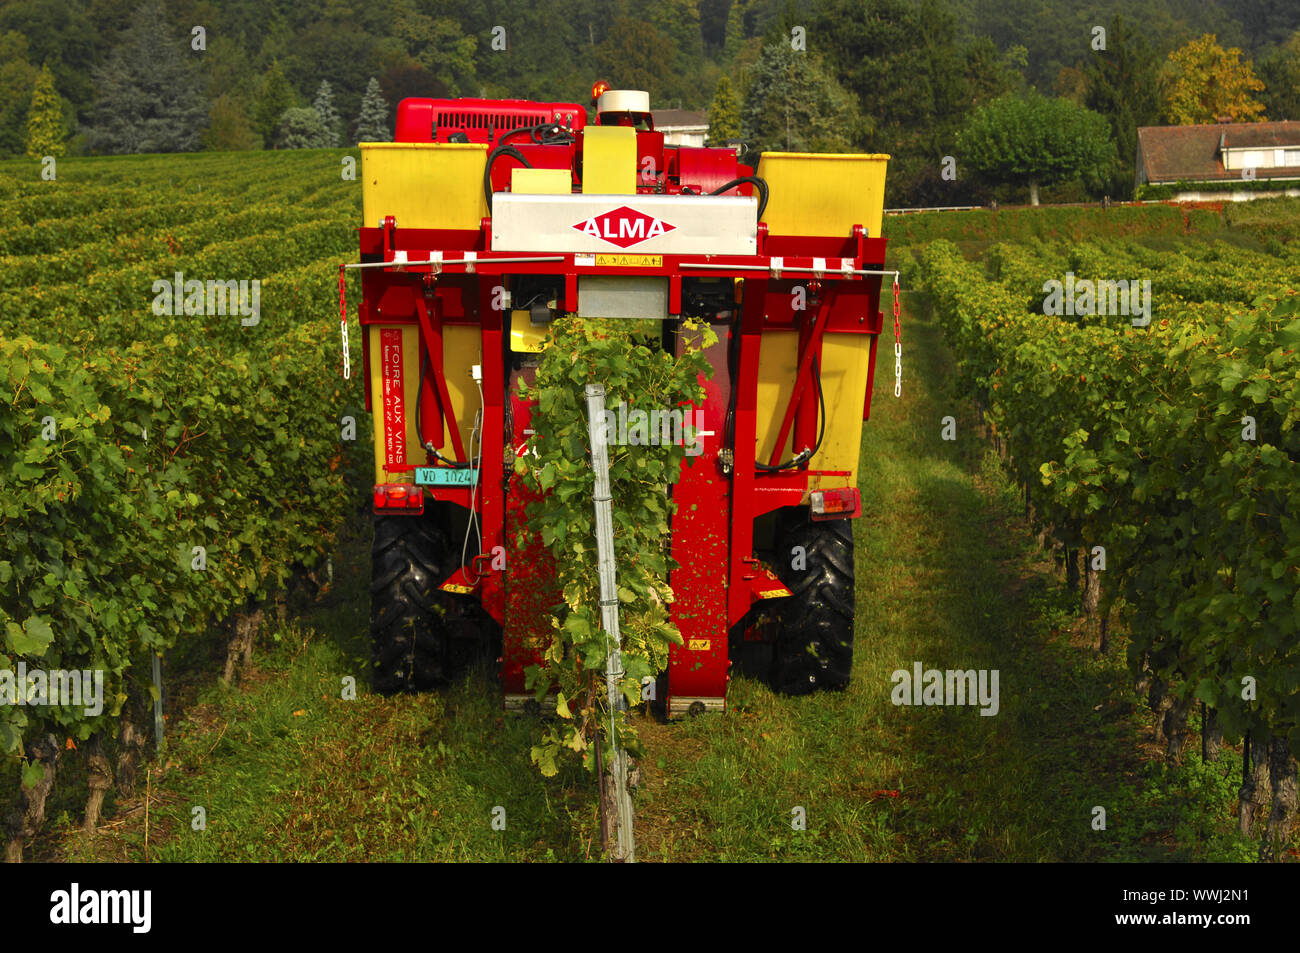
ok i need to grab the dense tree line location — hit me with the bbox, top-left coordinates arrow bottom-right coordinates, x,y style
3,0 -> 1300,204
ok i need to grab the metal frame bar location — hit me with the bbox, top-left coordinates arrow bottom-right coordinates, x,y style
766,291 -> 833,467
413,290 -> 466,459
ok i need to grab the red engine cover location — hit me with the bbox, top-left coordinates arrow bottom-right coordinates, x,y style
395,98 -> 586,145
675,146 -> 741,194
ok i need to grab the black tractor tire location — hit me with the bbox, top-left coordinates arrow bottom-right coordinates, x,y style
370,510 -> 496,694
769,509 -> 855,695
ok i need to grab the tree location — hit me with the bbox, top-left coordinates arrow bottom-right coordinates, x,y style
379,60 -> 448,131
594,17 -> 675,98
203,35 -> 258,105
964,36 -> 1024,107
1085,16 -> 1162,196
312,80 -> 340,147
25,64 -> 64,158
392,0 -> 477,96
0,32 -> 39,158
85,1 -> 207,154
1053,66 -> 1087,103
202,94 -> 259,151
353,77 -> 390,143
1162,34 -> 1267,124
0,0 -> 105,123
722,0 -> 746,63
707,74 -> 741,145
275,106 -> 331,149
1258,31 -> 1300,121
642,0 -> 706,105
957,92 -> 1115,205
809,0 -> 1025,205
253,60 -> 296,147
740,43 -> 860,155
283,20 -> 379,132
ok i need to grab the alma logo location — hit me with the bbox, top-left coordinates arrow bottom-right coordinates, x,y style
573,206 -> 675,248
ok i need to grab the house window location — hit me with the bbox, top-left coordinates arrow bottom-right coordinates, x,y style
1241,150 -> 1265,168
1286,149 -> 1300,167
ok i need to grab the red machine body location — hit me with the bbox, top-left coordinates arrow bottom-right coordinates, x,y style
354,95 -> 890,716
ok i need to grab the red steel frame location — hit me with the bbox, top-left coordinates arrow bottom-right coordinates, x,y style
355,99 -> 888,713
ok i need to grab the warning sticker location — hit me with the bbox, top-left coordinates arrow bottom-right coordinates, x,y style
380,328 -> 405,467
688,639 -> 711,652
595,254 -> 663,268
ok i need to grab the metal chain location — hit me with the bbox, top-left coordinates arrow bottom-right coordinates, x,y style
338,265 -> 351,380
892,274 -> 902,398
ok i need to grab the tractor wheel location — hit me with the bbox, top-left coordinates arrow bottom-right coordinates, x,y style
769,509 -> 855,695
370,510 -> 495,694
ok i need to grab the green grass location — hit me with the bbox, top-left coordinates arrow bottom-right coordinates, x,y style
40,290 -> 1264,863
55,520 -> 600,863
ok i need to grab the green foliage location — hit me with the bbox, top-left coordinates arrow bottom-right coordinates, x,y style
810,0 -> 1022,205
722,0 -> 746,63
514,317 -> 716,776
202,35 -> 260,106
883,204 -> 1225,251
5,0 -> 1300,201
253,60 -> 297,147
0,147 -> 361,774
24,63 -> 64,159
957,92 -> 1116,204
312,81 -> 341,149
85,0 -> 208,155
643,0 -> 708,105
1084,15 -> 1162,198
1257,29 -> 1300,122
918,234 -> 1300,755
202,94 -> 260,152
740,43 -> 859,155
706,75 -> 741,146
353,77 -> 389,144
0,32 -> 39,159
276,107 -> 331,150
594,17 -> 675,100
393,4 -> 477,97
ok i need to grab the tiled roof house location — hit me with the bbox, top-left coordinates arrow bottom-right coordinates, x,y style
1136,121 -> 1300,200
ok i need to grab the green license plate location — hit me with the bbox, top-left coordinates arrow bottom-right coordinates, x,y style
414,467 -> 478,486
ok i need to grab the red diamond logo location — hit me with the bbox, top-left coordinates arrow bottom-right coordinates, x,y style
572,205 -> 676,248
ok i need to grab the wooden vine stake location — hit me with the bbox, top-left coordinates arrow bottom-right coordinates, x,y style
152,653 -> 165,753
584,383 -> 635,863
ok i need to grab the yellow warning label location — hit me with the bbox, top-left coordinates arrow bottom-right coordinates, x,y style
688,639 -> 711,651
595,254 -> 663,268
758,588 -> 792,599
441,583 -> 474,594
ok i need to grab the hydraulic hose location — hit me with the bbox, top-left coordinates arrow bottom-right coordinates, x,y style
709,175 -> 769,222
499,122 -> 575,146
416,350 -> 471,468
483,144 -> 533,213
755,355 -> 826,472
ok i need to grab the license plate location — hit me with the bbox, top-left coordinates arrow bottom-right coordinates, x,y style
414,467 -> 478,486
